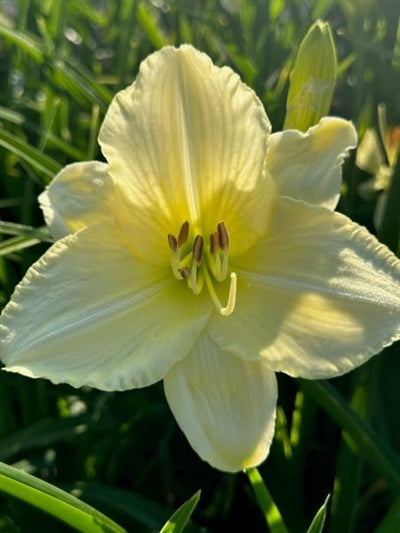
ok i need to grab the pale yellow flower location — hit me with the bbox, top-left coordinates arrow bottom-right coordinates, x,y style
356,105 -> 400,228
2,46 -> 400,472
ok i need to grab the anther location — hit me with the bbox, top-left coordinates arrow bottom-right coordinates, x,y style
217,222 -> 229,250
180,266 -> 191,279
168,234 -> 178,252
210,232 -> 219,255
177,221 -> 189,247
168,220 -> 236,316
193,235 -> 204,265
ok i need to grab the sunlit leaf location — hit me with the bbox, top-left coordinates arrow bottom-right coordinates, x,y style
159,491 -> 201,533
306,495 -> 330,533
0,461 -> 126,533
0,129 -> 61,181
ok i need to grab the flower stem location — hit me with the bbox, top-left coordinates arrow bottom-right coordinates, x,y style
246,467 -> 289,533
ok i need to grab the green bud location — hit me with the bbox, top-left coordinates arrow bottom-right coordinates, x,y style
283,20 -> 337,132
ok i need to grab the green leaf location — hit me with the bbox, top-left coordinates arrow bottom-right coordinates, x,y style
0,416 -> 89,461
329,363 -> 377,533
0,220 -> 52,258
0,461 -> 126,533
246,467 -> 289,533
53,58 -> 113,111
0,221 -> 52,242
375,495 -> 400,533
299,380 -> 400,490
159,490 -> 201,533
0,25 -> 43,62
63,482 -> 171,531
306,495 -> 330,533
0,128 -> 61,181
0,26 -> 112,111
136,3 -> 167,49
0,235 -> 43,256
63,482 -> 172,532
284,20 -> 336,131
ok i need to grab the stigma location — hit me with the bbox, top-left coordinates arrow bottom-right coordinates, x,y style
168,221 -> 237,316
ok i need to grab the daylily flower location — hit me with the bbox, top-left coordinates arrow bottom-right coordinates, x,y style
356,104 -> 400,228
2,45 -> 400,472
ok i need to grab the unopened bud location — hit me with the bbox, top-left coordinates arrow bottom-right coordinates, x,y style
284,20 -> 337,132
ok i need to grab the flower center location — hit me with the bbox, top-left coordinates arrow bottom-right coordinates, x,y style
168,221 -> 237,316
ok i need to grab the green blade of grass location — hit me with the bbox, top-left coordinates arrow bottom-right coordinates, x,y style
246,467 -> 289,533
0,461 -> 126,533
299,379 -> 400,489
306,495 -> 330,533
329,363 -> 378,533
0,416 -> 90,461
55,58 -> 113,110
0,221 -> 52,242
159,490 -> 201,533
0,236 -> 42,256
0,26 -> 112,111
0,25 -> 43,62
63,482 -> 172,532
375,495 -> 400,533
136,3 -> 167,49
0,129 -> 61,181
0,105 -> 86,160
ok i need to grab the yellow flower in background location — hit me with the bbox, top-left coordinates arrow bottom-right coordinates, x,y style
356,104 -> 400,228
2,45 -> 400,472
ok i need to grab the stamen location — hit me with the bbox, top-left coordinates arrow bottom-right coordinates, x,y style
217,222 -> 229,250
210,232 -> 219,255
180,266 -> 191,279
179,251 -> 193,268
193,235 -> 204,265
168,221 -> 236,316
189,263 -> 204,295
208,232 -> 222,280
168,235 -> 182,279
219,254 -> 228,281
177,221 -> 189,247
168,234 -> 178,252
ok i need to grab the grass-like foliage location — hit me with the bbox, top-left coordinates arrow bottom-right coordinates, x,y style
0,0 -> 400,531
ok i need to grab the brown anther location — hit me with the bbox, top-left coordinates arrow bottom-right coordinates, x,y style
217,222 -> 229,250
177,221 -> 190,247
210,232 -> 219,255
180,266 -> 191,279
167,234 -> 178,252
193,235 -> 204,264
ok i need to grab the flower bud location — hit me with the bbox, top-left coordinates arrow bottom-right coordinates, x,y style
284,20 -> 337,132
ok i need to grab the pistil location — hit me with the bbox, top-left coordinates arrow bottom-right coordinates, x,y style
203,269 -> 237,316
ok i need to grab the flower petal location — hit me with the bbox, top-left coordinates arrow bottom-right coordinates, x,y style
356,128 -> 385,176
164,334 -> 277,472
0,222 -> 211,390
266,117 -> 357,209
209,196 -> 400,379
99,44 -> 272,260
39,162 -> 113,239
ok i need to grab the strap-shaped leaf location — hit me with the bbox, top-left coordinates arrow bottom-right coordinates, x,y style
159,490 -> 201,533
0,461 -> 126,533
